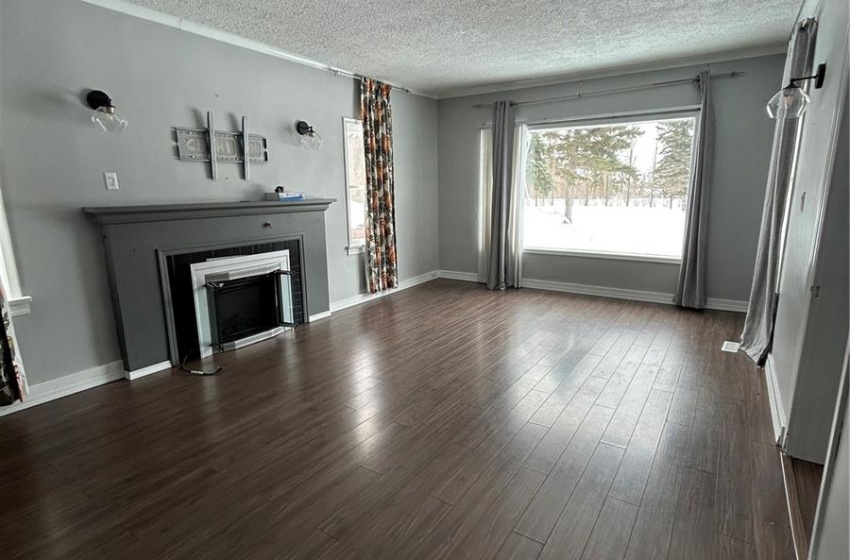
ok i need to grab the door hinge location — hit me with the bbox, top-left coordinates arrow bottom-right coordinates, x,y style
811,284 -> 821,298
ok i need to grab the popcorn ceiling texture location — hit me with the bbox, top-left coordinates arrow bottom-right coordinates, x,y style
124,0 -> 799,94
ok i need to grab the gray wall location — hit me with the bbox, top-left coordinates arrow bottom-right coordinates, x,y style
770,0 -> 849,463
437,55 -> 785,301
0,0 -> 439,385
785,97 -> 848,463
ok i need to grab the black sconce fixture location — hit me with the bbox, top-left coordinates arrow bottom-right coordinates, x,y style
86,90 -> 128,133
766,63 -> 827,120
296,120 -> 323,150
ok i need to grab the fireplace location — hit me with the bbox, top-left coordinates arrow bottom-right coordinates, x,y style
83,198 -> 334,378
167,241 -> 305,363
206,272 -> 294,349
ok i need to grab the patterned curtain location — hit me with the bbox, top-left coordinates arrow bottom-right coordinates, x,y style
361,78 -> 399,293
0,283 -> 25,406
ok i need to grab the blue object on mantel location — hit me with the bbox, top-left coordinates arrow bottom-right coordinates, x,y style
265,192 -> 306,201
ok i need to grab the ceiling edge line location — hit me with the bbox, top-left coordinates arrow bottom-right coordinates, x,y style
434,44 -> 788,99
76,0 -> 435,98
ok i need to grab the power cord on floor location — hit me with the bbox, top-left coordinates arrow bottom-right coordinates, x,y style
180,350 -> 223,376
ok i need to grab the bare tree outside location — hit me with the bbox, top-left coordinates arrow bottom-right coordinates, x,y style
523,117 -> 696,258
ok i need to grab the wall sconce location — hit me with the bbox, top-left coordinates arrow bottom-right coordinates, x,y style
766,63 -> 827,120
86,90 -> 128,133
296,120 -> 323,150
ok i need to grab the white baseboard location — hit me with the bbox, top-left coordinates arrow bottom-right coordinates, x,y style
330,271 -> 439,313
522,277 -> 675,305
764,354 -> 787,446
705,298 -> 750,313
309,311 -> 332,322
125,360 -> 172,381
437,270 -> 749,313
0,360 -> 124,418
437,270 -> 479,282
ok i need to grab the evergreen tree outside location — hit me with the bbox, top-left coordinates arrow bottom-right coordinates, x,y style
654,119 -> 696,207
537,125 -> 641,218
526,134 -> 555,206
521,116 -> 696,257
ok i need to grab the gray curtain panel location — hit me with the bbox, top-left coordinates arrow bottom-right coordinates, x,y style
673,71 -> 715,309
486,101 -> 522,290
741,18 -> 817,365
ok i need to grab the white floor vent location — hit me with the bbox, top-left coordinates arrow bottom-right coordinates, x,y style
721,341 -> 741,353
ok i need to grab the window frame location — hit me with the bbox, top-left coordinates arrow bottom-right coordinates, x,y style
522,107 -> 701,263
0,187 -> 29,315
341,117 -> 367,256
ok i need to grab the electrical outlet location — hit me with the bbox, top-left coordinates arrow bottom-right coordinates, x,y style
104,172 -> 119,191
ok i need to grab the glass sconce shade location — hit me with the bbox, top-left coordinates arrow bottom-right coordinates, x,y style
766,85 -> 810,119
300,132 -> 324,150
91,105 -> 129,133
296,120 -> 324,150
86,90 -> 128,133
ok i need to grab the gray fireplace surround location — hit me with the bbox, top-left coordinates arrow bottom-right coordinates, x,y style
84,199 -> 335,376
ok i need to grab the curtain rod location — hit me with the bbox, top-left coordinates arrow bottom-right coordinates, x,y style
472,71 -> 744,108
330,69 -> 411,94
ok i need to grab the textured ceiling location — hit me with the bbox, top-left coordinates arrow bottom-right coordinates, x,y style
122,0 -> 800,95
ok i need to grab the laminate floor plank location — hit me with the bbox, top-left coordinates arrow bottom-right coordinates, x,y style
665,387 -> 698,427
494,533 -> 544,560
608,389 -> 673,505
0,281 -> 794,560
717,401 -> 756,544
537,443 -> 625,560
409,423 -> 548,560
718,534 -> 757,560
431,467 -> 546,560
651,353 -> 685,393
791,457 -> 823,546
752,442 -> 796,560
580,497 -> 639,560
596,345 -> 650,409
523,376 -> 607,474
432,390 -> 549,504
623,422 -> 691,560
601,362 -> 662,448
686,401 -> 722,474
667,467 -> 720,560
515,405 -> 614,543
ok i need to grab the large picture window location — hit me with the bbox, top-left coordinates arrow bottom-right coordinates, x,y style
523,114 -> 697,260
343,118 -> 367,254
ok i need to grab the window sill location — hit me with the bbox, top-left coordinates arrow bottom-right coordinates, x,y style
8,295 -> 32,316
523,247 -> 681,265
346,245 -> 366,256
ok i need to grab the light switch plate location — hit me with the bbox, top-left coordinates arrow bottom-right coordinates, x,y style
104,172 -> 119,190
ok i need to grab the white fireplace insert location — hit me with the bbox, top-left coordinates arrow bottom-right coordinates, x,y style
189,250 -> 294,358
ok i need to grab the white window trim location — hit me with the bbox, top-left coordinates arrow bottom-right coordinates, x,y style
342,117 -> 367,257
522,108 -> 699,262
523,105 -> 701,130
523,247 -> 681,265
0,188 -> 30,316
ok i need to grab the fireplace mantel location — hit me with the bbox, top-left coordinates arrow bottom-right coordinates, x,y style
83,198 -> 336,225
84,198 -> 334,378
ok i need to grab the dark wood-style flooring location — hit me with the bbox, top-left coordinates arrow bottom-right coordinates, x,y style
0,280 -> 795,559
